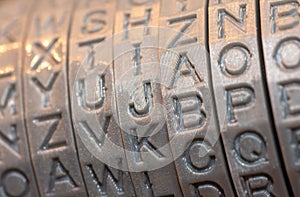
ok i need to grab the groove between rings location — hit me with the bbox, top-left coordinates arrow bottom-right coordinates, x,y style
0,0 -> 298,197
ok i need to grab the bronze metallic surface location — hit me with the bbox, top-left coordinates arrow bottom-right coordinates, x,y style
0,0 -> 298,196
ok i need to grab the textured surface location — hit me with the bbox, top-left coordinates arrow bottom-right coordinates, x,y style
208,0 -> 289,196
0,0 -> 299,196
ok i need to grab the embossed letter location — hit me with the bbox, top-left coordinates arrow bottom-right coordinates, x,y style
226,87 -> 255,123
218,4 -> 247,38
